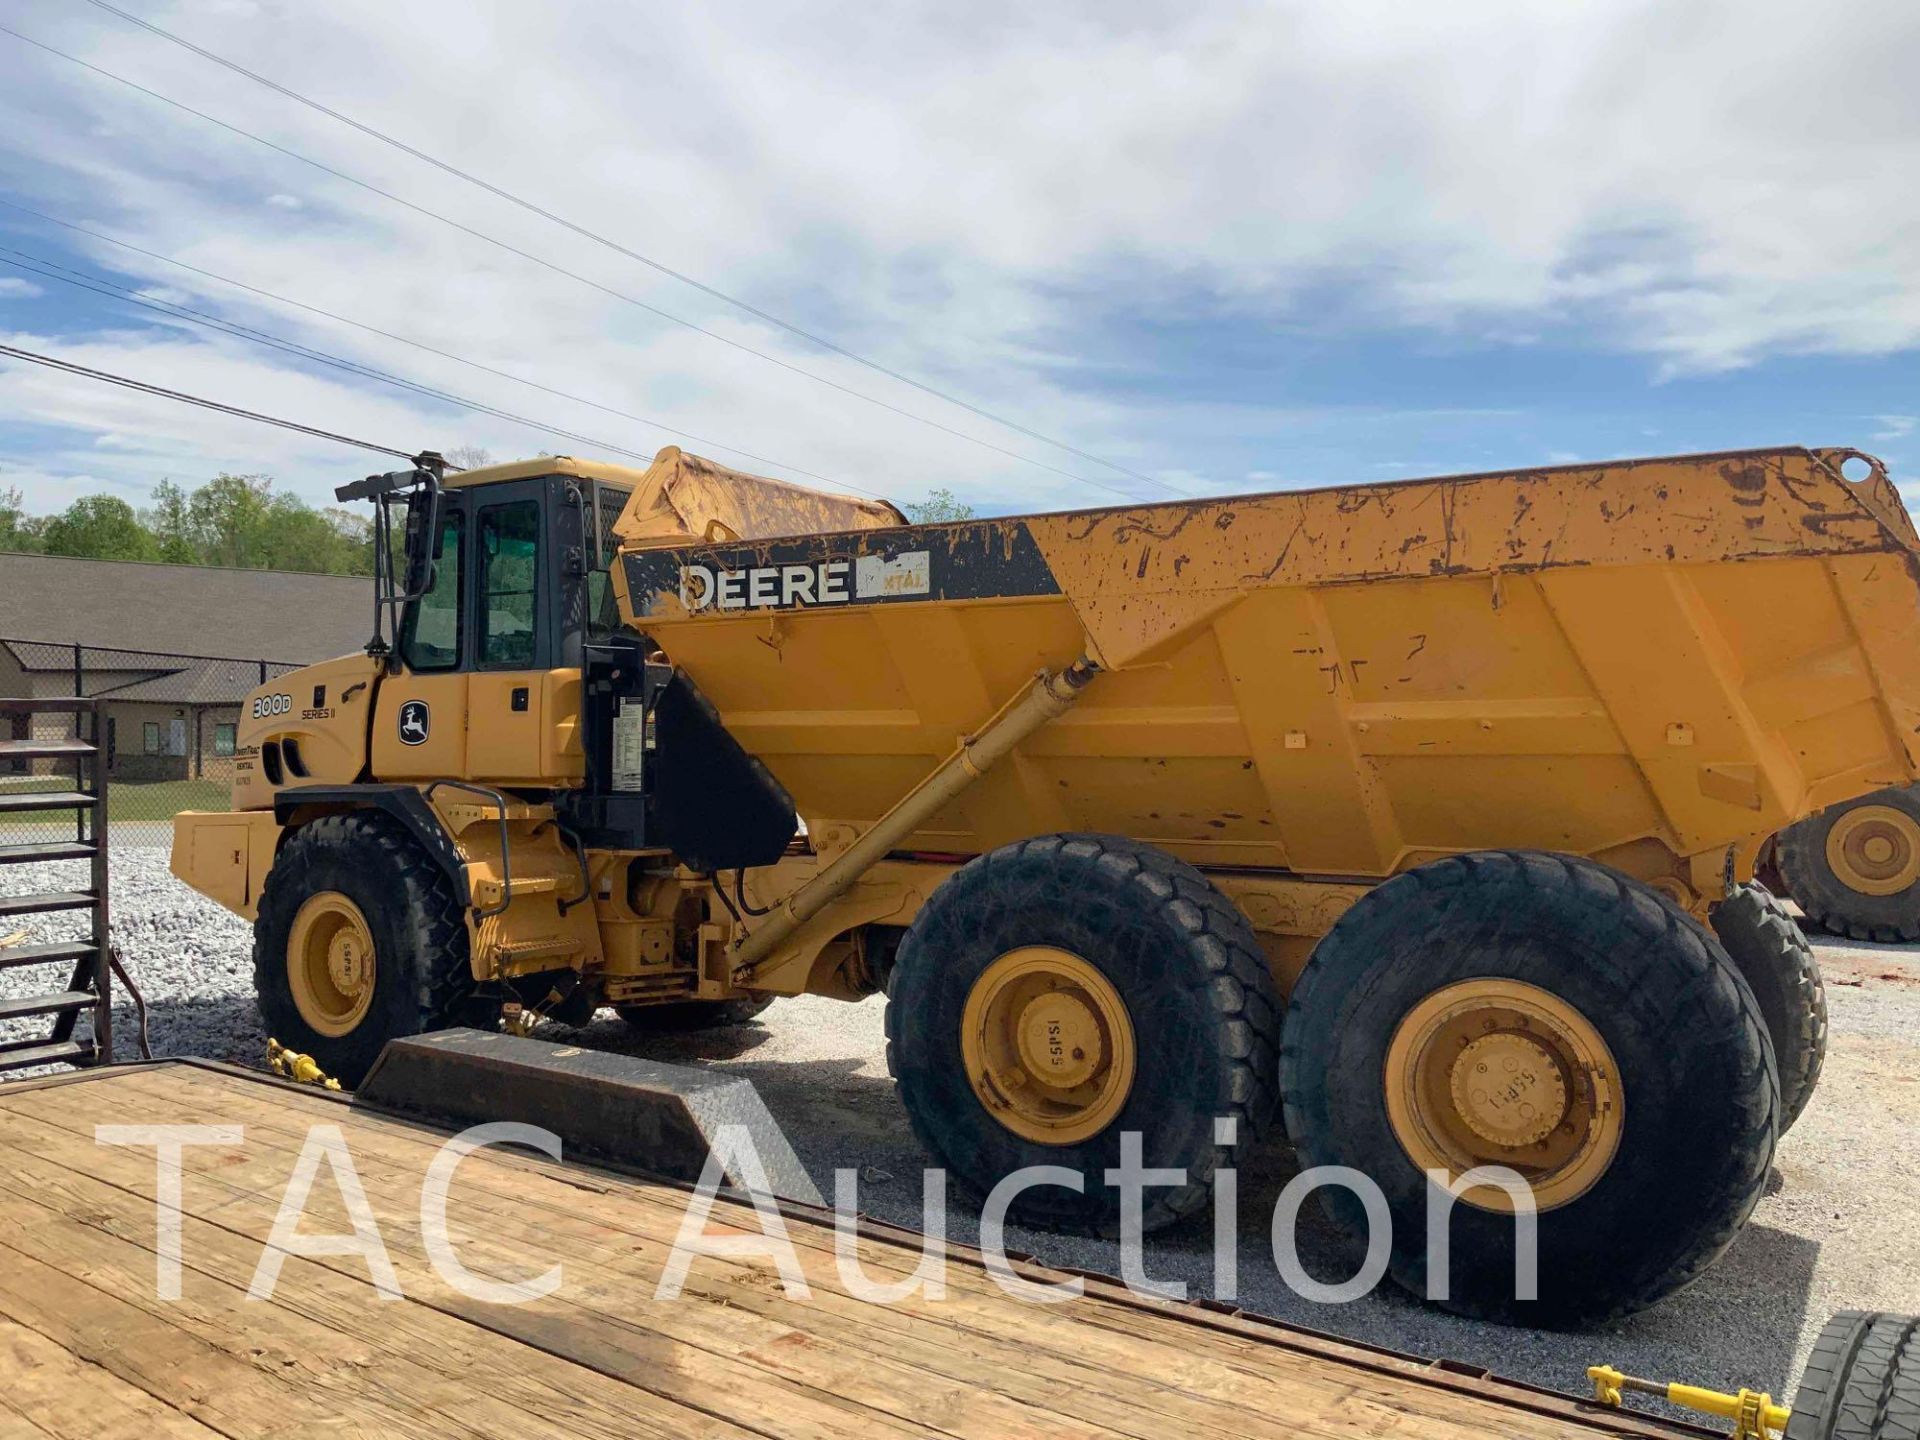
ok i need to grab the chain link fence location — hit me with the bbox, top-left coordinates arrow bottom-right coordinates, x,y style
1,638 -> 304,848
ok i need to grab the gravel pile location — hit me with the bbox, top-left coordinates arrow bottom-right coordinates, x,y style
3,844 -> 1915,1410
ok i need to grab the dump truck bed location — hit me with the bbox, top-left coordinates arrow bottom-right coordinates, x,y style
0,1062 -> 1707,1439
619,447 -> 1920,881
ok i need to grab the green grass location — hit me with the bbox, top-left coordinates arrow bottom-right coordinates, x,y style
0,775 -> 231,821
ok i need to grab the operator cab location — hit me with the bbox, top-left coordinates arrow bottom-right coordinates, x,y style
363,459 -> 630,784
347,453 -> 795,865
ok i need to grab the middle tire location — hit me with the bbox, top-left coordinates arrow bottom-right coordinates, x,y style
1280,850 -> 1778,1329
885,833 -> 1281,1236
1710,882 -> 1828,1133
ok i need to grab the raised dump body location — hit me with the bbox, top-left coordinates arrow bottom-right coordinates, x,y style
617,446 -> 1920,895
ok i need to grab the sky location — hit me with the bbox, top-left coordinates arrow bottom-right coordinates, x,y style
0,0 -> 1917,521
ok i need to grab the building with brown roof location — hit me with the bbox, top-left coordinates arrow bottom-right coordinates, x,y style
0,553 -> 371,782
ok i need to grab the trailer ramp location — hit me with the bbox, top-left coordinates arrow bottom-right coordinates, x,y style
0,1061 -> 1712,1439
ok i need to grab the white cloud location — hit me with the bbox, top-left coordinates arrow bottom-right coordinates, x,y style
0,0 -> 1917,516
1873,415 -> 1916,441
0,278 -> 45,299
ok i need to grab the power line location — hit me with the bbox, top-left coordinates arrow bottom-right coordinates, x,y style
2,21 -> 1162,504
1,246 -> 667,471
81,0 -> 1176,496
1,242 -> 896,504
0,206 -> 869,492
0,200 -> 848,488
0,342 -> 414,459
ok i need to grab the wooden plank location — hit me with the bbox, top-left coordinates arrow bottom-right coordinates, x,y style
58,1067 -> 1609,1439
0,1068 -> 1656,1440
0,1096 -> 1090,1440
0,1318 -> 225,1440
0,1155 -> 761,1440
115,1069 -> 1586,1434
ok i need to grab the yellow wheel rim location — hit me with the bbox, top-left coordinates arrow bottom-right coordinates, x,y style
1384,979 -> 1623,1214
1825,804 -> 1920,896
287,891 -> 376,1038
961,947 -> 1137,1146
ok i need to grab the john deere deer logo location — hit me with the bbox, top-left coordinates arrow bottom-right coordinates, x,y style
398,700 -> 431,746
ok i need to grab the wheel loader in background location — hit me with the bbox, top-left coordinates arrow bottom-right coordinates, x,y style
173,442 -> 1920,1329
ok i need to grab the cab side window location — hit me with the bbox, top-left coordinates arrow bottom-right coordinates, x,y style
399,512 -> 462,671
479,500 -> 541,668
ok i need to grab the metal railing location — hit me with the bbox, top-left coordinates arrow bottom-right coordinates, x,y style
0,698 -> 120,1070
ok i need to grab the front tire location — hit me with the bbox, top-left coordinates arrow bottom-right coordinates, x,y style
254,812 -> 482,1087
885,833 -> 1281,1236
1280,850 -> 1778,1328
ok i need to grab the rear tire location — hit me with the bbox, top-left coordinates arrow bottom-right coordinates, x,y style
614,996 -> 775,1032
1777,786 -> 1920,943
254,812 -> 484,1087
885,833 -> 1281,1236
1787,1311 -> 1920,1439
1711,882 -> 1828,1132
1280,850 -> 1778,1328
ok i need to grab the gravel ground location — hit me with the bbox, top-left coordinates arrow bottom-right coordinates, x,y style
4,845 -> 1917,1413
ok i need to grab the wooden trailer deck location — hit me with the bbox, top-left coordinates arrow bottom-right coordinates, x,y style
0,1062 -> 1702,1439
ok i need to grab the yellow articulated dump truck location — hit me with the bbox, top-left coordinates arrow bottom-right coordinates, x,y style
174,443 -> 1920,1328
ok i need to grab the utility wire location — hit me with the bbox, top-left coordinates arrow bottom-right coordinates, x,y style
1,246 -> 666,470
3,21 -> 1160,504
82,0 -> 1175,495
2,243 -> 896,502
0,201 -> 865,491
0,342 -> 413,459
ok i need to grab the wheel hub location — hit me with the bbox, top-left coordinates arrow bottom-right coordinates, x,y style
1448,1032 -> 1569,1149
961,946 -> 1137,1146
1384,979 -> 1623,1214
1826,804 -> 1920,896
1015,990 -> 1104,1090
287,891 -> 377,1038
326,928 -> 369,998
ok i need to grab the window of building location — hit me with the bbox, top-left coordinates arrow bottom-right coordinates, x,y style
144,719 -> 186,756
478,500 -> 540,668
214,722 -> 237,757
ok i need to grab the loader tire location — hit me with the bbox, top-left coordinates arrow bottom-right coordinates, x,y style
1776,786 -> 1920,943
885,833 -> 1281,1236
614,996 -> 775,1032
1787,1311 -> 1920,1439
1280,850 -> 1777,1329
1711,882 -> 1828,1133
254,812 -> 485,1088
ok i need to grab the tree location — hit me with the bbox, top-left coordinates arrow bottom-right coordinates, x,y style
144,480 -> 197,564
184,473 -> 275,568
41,495 -> 159,561
0,486 -> 41,554
4,472 -> 383,577
902,488 -> 975,523
444,444 -> 493,472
